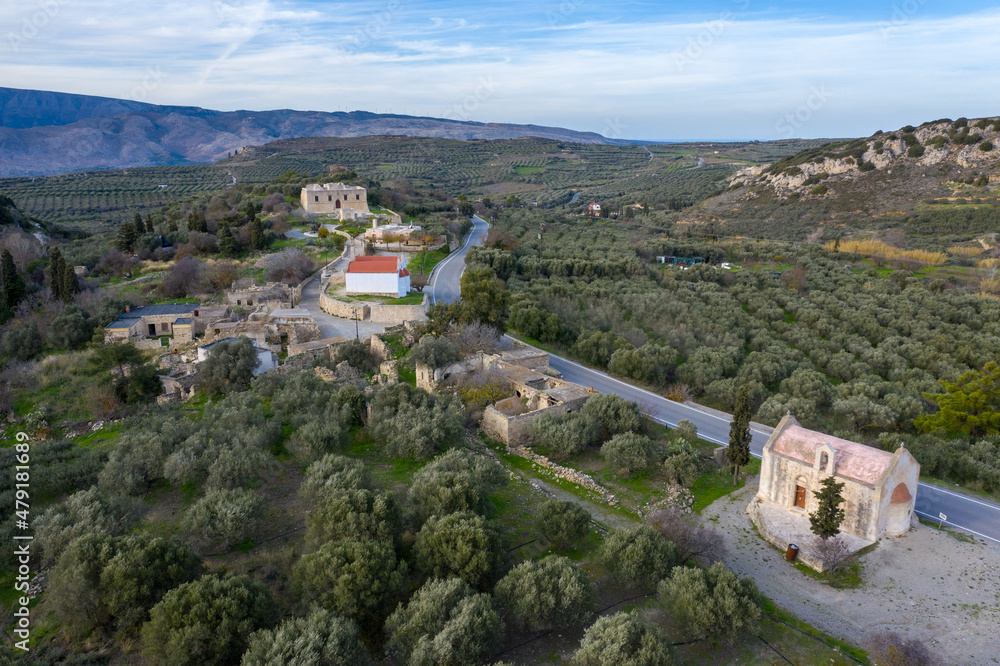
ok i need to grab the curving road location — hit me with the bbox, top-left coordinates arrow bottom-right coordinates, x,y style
428,215 -> 489,305
439,219 -> 1000,544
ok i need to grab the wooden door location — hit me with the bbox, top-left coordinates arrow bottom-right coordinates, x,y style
794,485 -> 806,509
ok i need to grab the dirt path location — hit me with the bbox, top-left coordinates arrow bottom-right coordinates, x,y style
702,477 -> 1000,665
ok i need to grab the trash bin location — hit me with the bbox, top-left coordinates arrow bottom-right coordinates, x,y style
785,544 -> 799,562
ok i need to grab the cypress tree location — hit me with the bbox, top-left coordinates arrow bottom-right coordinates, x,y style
48,247 -> 66,300
134,212 -> 145,235
62,263 -> 79,301
187,208 -> 207,233
1,249 -> 26,310
218,225 -> 239,258
251,217 -> 265,251
809,476 -> 846,540
727,383 -> 752,484
116,220 -> 137,253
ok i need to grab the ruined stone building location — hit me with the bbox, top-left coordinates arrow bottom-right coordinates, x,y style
226,281 -> 292,310
300,183 -> 370,219
103,303 -> 203,343
416,344 -> 594,446
751,415 -> 920,543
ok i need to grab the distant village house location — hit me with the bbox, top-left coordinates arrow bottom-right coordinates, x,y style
104,303 -> 202,344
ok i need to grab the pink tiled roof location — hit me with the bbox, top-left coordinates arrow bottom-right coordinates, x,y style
771,424 -> 893,485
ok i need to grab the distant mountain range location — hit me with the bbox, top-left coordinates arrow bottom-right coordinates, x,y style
0,87 -> 627,177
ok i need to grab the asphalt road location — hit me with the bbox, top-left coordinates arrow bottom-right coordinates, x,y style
435,219 -> 1000,545
428,215 -> 489,305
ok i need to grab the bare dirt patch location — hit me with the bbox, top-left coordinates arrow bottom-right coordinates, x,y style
703,476 -> 1000,665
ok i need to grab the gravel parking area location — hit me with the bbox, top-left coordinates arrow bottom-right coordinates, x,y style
703,477 -> 1000,665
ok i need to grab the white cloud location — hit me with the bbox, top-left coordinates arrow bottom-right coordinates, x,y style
1,2 -> 999,139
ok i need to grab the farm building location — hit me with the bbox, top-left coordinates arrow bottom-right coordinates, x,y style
345,256 -> 410,298
300,183 -> 369,220
103,303 -> 202,343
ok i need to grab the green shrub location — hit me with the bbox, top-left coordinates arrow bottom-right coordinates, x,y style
583,393 -> 642,437
48,533 -> 203,637
528,411 -> 601,457
141,574 -> 277,666
286,419 -> 348,464
413,512 -> 505,589
292,538 -> 407,631
197,337 -> 260,396
980,141 -> 994,152
34,487 -> 145,567
571,612 -> 673,666
410,334 -> 463,369
657,562 -> 762,644
408,449 -> 508,522
305,489 -> 403,549
368,383 -> 465,459
808,184 -> 828,195
182,488 -> 266,552
494,556 -> 596,631
601,433 -> 662,476
385,577 -> 503,665
598,526 -> 680,590
241,609 -> 371,666
908,145 -> 926,158
299,454 -> 374,501
537,498 -> 591,547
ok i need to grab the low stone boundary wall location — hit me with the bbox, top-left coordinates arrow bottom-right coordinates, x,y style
319,290 -> 427,324
505,443 -> 619,507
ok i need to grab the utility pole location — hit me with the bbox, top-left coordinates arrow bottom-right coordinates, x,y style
354,307 -> 360,341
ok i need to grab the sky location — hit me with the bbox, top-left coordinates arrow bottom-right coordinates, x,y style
2,0 -> 1000,141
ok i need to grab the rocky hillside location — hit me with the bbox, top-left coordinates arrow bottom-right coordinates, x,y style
0,87 -> 624,178
684,117 -> 1000,241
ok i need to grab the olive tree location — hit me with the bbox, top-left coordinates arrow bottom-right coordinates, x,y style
494,555 -> 595,631
292,538 -> 407,631
368,383 -> 465,459
571,612 -> 673,666
182,488 -> 266,552
305,489 -> 403,550
597,526 -> 680,590
34,487 -> 146,567
601,433 -> 662,476
410,334 -> 463,369
299,454 -> 374,501
657,562 -> 761,643
408,448 -> 507,522
141,574 -> 278,666
537,498 -> 591,547
385,577 -> 503,666
197,337 -> 260,396
528,411 -> 601,457
582,393 -> 643,437
48,533 -> 204,637
286,420 -> 348,465
241,609 -> 371,666
413,512 -> 505,589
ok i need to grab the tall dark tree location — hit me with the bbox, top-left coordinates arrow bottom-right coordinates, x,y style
218,225 -> 239,258
251,216 -> 266,251
188,208 -> 208,233
134,212 -> 146,235
727,383 -> 752,484
1,249 -> 26,310
61,263 -> 79,301
48,247 -> 66,300
810,476 -> 846,540
116,220 -> 138,254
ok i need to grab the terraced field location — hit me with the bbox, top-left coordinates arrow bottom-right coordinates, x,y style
1,135 -> 824,232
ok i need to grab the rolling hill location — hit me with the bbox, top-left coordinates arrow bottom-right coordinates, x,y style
683,117 -> 1000,244
0,87 -> 626,178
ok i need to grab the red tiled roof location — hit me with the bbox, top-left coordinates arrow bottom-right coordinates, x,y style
399,268 -> 410,277
347,256 -> 399,274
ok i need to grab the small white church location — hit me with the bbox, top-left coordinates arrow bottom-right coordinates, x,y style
345,256 -> 410,298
